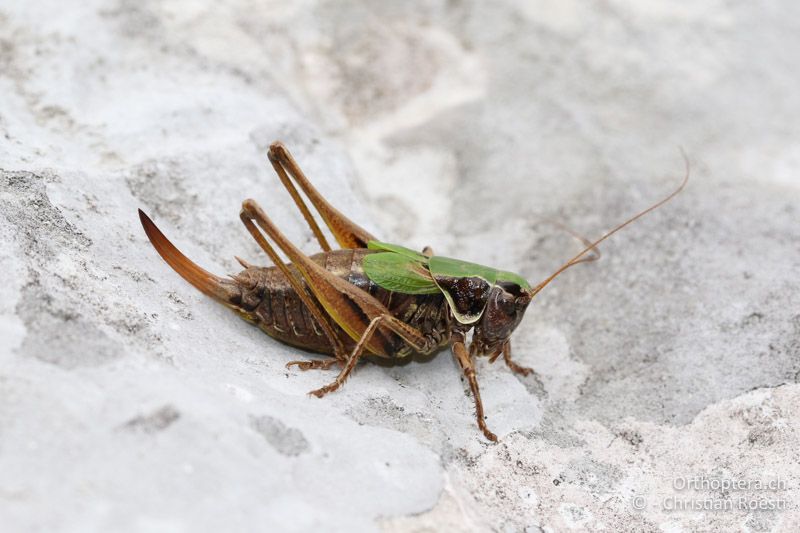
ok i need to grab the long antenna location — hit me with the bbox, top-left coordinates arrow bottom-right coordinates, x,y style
528,150 -> 690,298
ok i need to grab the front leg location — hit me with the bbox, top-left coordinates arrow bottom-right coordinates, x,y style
452,335 -> 497,442
501,341 -> 535,377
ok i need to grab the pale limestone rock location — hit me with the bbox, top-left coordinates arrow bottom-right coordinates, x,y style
1,1 -> 799,531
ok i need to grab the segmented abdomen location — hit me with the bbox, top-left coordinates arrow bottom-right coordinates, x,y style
231,249 -> 449,357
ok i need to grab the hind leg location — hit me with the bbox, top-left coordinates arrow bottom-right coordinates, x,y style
285,358 -> 340,371
240,199 -> 432,358
267,142 -> 376,251
238,203 -> 350,364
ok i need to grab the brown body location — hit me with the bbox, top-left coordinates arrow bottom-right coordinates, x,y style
231,249 -> 450,358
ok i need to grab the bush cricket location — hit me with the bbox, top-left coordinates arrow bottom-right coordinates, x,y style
139,142 -> 688,441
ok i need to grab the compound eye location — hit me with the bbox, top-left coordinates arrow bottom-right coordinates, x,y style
516,293 -> 531,309
497,281 -> 523,297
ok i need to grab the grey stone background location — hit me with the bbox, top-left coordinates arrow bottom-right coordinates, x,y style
1,1 -> 799,531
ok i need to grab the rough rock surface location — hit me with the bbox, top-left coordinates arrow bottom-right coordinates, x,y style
2,1 -> 799,532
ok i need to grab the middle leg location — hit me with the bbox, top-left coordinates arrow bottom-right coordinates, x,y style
501,341 -> 535,377
308,315 -> 384,397
309,314 -> 440,397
